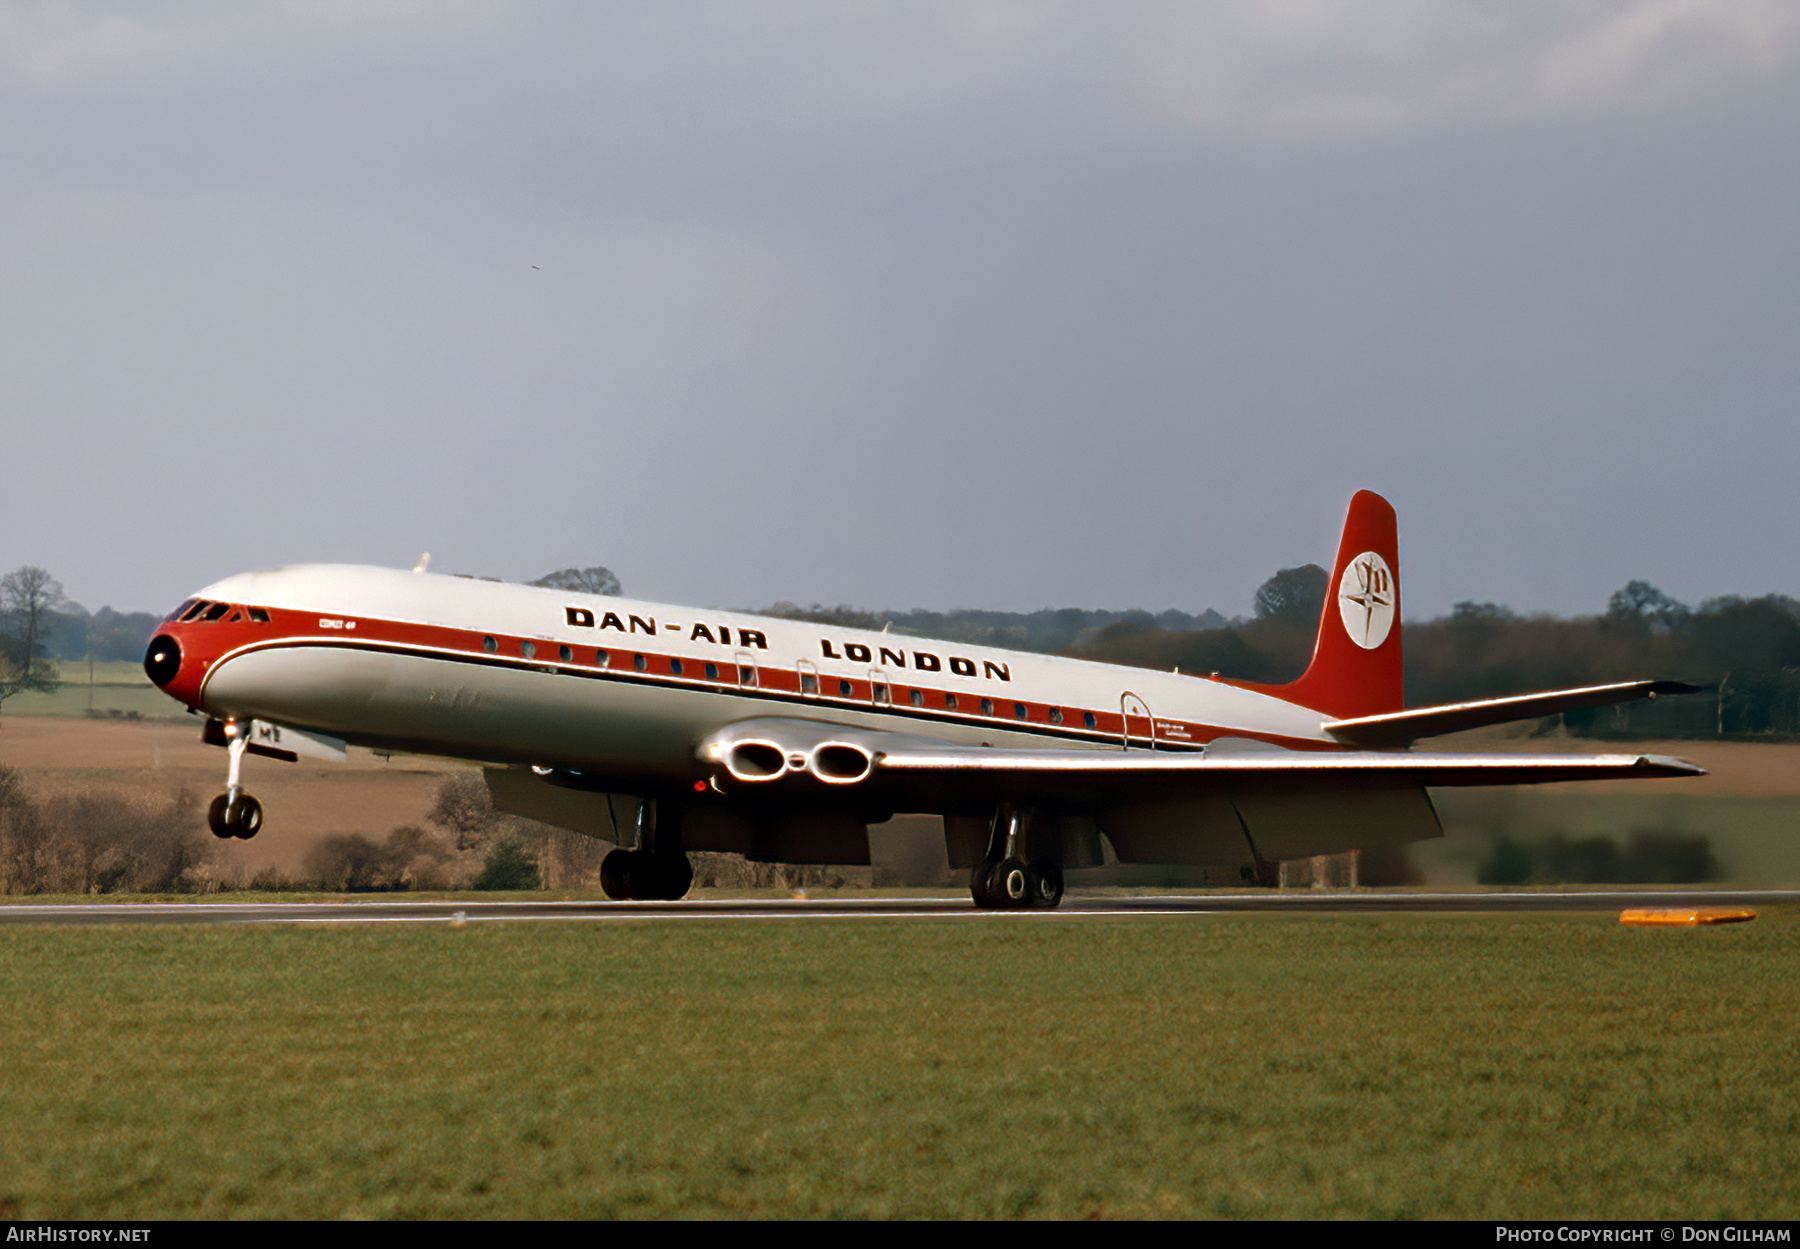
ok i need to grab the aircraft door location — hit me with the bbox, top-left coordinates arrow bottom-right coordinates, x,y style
797,659 -> 819,698
1121,691 -> 1155,750
735,651 -> 759,688
869,668 -> 891,706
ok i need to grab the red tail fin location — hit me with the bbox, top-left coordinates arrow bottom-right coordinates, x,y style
1251,490 -> 1403,720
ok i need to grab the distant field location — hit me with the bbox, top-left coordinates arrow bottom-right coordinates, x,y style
3,719 -> 1799,884
0,718 -> 464,877
0,913 -> 1795,1219
1429,790 -> 1800,885
2,660 -> 171,719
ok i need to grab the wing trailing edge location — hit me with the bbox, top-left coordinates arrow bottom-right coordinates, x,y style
870,746 -> 1705,786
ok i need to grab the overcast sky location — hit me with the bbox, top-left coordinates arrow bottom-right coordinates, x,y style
3,1 -> 1797,621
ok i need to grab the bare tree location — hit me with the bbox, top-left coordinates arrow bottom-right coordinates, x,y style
0,567 -> 64,718
529,567 -> 622,596
427,772 -> 498,852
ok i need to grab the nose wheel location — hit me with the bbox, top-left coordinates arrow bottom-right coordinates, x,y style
208,792 -> 264,840
207,719 -> 264,840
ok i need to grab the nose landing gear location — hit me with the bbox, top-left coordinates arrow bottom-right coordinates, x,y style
207,719 -> 263,840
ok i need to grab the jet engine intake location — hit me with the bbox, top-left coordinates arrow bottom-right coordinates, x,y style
722,739 -> 791,782
808,741 -> 875,785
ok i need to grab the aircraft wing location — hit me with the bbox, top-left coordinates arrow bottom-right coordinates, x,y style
699,716 -> 1703,807
1320,680 -> 1704,748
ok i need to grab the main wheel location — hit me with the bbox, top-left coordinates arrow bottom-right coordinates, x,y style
993,858 -> 1031,907
652,853 -> 694,901
1029,862 -> 1064,910
600,849 -> 637,900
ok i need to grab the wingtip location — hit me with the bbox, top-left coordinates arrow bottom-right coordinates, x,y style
1634,754 -> 1708,777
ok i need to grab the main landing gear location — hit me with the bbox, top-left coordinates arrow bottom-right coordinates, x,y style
971,809 -> 1063,910
600,849 -> 693,902
600,799 -> 693,901
207,719 -> 263,840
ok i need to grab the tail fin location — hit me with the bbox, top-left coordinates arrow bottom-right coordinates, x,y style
1249,490 -> 1403,720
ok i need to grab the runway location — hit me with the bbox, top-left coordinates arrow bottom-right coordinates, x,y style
0,890 -> 1794,926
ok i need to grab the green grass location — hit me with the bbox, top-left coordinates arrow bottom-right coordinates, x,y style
1,911 -> 1797,1219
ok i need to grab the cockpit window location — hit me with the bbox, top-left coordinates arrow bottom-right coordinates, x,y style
178,601 -> 210,623
203,603 -> 232,622
247,608 -> 270,623
168,599 -> 200,622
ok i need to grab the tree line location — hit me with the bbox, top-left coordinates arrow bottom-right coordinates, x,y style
1071,571 -> 1800,739
4,559 -> 1797,736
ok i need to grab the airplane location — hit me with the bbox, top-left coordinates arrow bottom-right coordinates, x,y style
141,490 -> 1703,908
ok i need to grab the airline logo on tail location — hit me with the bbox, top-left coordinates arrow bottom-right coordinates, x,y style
1337,551 -> 1394,649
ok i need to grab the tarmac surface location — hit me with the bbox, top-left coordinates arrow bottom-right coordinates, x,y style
0,890 -> 1795,926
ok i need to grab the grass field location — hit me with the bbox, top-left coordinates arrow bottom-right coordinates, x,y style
2,911 -> 1796,1219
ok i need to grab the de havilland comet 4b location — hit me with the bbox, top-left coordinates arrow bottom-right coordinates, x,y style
142,491 -> 1703,908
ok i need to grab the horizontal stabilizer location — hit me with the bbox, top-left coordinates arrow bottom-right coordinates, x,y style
1321,680 -> 1704,748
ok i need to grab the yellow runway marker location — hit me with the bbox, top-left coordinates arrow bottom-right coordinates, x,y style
1620,908 -> 1757,926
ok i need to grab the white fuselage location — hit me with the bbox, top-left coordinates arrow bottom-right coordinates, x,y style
160,565 -> 1334,787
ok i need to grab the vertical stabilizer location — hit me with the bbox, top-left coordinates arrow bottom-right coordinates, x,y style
1248,490 -> 1403,720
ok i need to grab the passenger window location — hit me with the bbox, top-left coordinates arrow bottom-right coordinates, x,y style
1083,711 -> 1097,729
1049,707 -> 1063,725
945,694 -> 958,711
705,662 -> 719,681
1014,702 -> 1027,720
838,679 -> 852,696
670,658 -> 684,676
634,654 -> 647,672
559,644 -> 573,663
521,641 -> 537,659
596,650 -> 611,668
910,689 -> 924,707
980,698 -> 993,715
483,636 -> 498,654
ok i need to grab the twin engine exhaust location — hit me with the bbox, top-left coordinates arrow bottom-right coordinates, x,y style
717,737 -> 876,786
